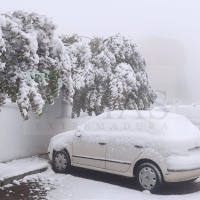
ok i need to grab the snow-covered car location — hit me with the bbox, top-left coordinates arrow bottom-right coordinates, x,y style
48,110 -> 200,193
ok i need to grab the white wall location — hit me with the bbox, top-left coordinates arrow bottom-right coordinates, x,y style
0,97 -> 93,162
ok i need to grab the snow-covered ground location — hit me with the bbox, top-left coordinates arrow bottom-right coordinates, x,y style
0,155 -> 48,181
16,167 -> 200,199
1,163 -> 200,200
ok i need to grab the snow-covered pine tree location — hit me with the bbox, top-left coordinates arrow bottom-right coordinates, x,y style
0,11 -> 73,120
92,33 -> 157,113
61,35 -> 95,117
0,15 -> 7,108
62,34 -> 156,118
89,37 -> 104,54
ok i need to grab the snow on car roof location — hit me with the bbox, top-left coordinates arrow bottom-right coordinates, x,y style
51,110 -> 200,154
80,110 -> 200,147
153,105 -> 200,129
82,110 -> 197,136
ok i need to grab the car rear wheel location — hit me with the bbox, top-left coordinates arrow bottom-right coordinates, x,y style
53,150 -> 71,173
136,163 -> 163,193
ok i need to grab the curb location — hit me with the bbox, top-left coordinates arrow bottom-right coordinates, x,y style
0,167 -> 48,187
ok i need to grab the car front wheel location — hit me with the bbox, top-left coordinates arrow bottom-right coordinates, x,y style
136,162 -> 163,193
53,150 -> 71,173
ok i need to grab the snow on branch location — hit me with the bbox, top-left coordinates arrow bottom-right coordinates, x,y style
0,12 -> 157,120
61,34 -> 157,118
0,11 -> 74,120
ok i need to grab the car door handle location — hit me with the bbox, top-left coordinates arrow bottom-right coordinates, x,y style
99,142 -> 106,146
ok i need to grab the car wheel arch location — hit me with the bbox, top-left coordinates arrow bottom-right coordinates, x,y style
53,148 -> 71,164
133,159 -> 163,179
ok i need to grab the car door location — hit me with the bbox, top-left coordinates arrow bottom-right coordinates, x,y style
72,135 -> 106,169
106,143 -> 142,172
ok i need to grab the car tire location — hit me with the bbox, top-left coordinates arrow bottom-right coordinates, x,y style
53,150 -> 71,173
136,162 -> 163,193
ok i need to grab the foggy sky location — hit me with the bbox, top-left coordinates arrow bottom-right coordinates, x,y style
1,0 -> 200,103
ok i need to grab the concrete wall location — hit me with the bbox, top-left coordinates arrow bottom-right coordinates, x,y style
0,97 -> 93,162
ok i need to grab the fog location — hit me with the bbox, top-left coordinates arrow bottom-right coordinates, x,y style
1,0 -> 200,103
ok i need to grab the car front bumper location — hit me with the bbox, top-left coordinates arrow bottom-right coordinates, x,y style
164,167 -> 200,182
164,154 -> 200,182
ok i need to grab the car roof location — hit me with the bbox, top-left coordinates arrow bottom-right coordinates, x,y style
92,110 -> 186,120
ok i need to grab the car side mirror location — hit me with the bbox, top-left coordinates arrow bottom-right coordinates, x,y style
75,126 -> 82,137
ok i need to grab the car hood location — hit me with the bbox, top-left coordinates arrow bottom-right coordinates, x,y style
50,131 -> 75,151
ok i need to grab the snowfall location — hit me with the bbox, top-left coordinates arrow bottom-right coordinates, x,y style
0,157 -> 200,200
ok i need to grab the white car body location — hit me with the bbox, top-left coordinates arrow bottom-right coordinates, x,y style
48,110 -> 200,183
